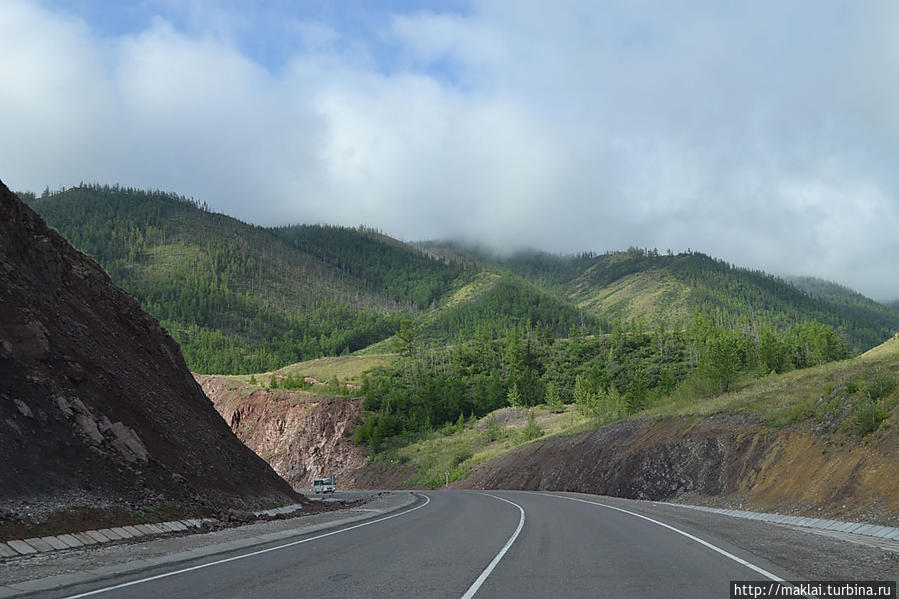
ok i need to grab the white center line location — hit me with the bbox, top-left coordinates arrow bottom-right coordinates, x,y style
61,494 -> 431,599
460,493 -> 526,599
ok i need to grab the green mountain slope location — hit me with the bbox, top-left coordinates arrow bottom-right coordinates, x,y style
788,276 -> 899,330
420,244 -> 899,352
416,271 -> 591,343
270,224 -> 463,310
27,185 -> 592,374
27,185 -> 424,373
26,184 -> 895,378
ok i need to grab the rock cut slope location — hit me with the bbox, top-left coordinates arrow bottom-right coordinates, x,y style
197,376 -> 368,490
0,179 -> 299,523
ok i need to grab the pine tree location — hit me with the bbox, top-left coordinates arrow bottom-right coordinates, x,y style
506,383 -> 522,407
520,410 -> 543,441
545,381 -> 563,413
573,375 -> 597,417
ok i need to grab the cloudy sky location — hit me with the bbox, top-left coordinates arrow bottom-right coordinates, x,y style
2,1 -> 898,300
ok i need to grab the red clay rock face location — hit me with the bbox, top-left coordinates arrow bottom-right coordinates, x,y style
198,376 -> 369,490
0,179 -> 299,520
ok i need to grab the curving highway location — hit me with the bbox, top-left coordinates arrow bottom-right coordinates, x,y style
37,490 -> 825,599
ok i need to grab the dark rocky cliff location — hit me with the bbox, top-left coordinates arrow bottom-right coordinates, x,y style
0,179 -> 299,523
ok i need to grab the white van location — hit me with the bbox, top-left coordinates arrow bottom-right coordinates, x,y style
313,475 -> 336,494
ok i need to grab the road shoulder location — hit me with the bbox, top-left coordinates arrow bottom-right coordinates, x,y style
542,491 -> 898,581
0,491 -> 417,598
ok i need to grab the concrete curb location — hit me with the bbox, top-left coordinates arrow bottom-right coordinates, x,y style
0,493 -> 418,599
253,503 -> 305,517
0,504 -> 307,558
0,519 -> 216,558
659,502 -> 899,541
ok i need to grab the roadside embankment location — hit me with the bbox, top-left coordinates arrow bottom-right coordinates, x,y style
458,413 -> 899,526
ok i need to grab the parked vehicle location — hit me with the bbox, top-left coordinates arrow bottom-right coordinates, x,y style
313,475 -> 336,494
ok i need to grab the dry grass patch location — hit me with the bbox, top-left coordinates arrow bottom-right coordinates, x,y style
230,354 -> 397,386
572,269 -> 690,324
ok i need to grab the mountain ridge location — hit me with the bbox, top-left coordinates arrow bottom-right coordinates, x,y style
27,185 -> 429,373
418,242 -> 899,352
23,184 -> 899,378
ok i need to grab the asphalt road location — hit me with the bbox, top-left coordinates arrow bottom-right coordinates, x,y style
43,491 -> 829,598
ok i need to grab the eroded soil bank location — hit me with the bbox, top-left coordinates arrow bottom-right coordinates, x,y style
457,414 -> 899,526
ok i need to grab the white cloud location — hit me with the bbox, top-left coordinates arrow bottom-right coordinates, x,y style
2,0 -> 898,300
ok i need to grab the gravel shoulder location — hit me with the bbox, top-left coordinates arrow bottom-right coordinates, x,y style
0,491 -> 415,597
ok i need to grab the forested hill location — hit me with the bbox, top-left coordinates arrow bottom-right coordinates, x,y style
418,244 -> 899,352
414,272 -> 592,344
23,184 -> 897,376
787,276 -> 899,322
270,224 -> 463,309
25,185 -> 461,373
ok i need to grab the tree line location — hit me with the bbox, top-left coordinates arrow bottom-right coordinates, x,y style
356,310 -> 848,449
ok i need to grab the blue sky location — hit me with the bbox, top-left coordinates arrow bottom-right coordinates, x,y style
2,1 -> 898,300
41,0 -> 472,77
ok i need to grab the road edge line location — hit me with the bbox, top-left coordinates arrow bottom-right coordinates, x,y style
534,492 -> 813,597
58,494 -> 432,599
460,494 -> 526,599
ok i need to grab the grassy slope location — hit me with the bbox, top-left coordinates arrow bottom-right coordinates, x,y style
235,270 -> 585,382
570,254 -> 899,351
376,406 -> 595,489
417,271 -> 591,342
346,272 -> 503,354
569,267 -> 690,325
228,354 -> 399,386
646,335 -> 899,425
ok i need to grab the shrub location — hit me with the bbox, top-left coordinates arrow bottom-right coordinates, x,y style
483,414 -> 504,442
520,411 -> 543,442
452,449 -> 473,466
855,399 -> 887,436
866,368 -> 896,402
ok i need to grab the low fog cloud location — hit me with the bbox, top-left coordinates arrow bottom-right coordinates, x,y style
2,1 -> 898,299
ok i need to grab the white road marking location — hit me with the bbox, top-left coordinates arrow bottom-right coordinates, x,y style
460,494 -> 526,599
60,494 -> 432,599
535,492 -> 812,598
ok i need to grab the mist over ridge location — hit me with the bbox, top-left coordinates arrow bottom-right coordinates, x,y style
3,1 -> 898,300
